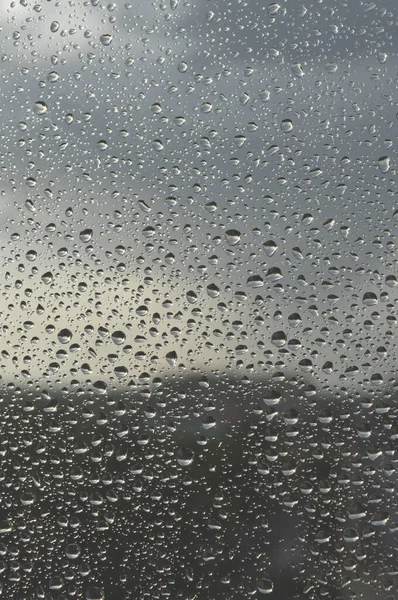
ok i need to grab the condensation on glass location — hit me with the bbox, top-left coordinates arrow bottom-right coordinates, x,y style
0,0 -> 397,599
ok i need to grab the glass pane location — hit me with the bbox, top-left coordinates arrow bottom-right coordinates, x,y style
0,0 -> 397,598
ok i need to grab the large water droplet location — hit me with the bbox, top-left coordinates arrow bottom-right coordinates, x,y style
58,329 -> 72,344
33,101 -> 48,115
100,34 -> 112,46
176,447 -> 194,466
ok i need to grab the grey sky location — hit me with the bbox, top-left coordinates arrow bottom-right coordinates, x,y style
0,0 -> 397,394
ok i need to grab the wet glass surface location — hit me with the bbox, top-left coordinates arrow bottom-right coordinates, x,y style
0,0 -> 398,598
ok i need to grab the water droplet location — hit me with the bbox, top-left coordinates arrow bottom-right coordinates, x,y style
257,579 -> 274,594
207,283 -> 220,298
239,91 -> 250,105
186,290 -> 198,304
177,61 -> 188,73
33,101 -> 48,115
291,62 -> 305,78
225,230 -> 241,245
176,447 -> 194,466
100,34 -> 112,46
152,139 -> 164,151
111,331 -> 126,345
79,229 -> 93,243
58,329 -> 73,344
234,135 -> 246,148
271,331 -> 287,347
201,101 -> 212,113
377,52 -> 388,64
202,415 -> 216,430
281,119 -> 293,132
362,292 -> 378,306
378,156 -> 390,173
65,543 -> 81,559
85,587 -> 104,600
26,250 -> 37,261
263,390 -> 281,406
325,62 -> 338,73
263,240 -> 278,256
259,89 -> 270,102
166,351 -> 178,366
47,71 -> 59,83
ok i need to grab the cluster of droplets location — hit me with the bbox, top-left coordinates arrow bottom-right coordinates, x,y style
0,0 -> 397,598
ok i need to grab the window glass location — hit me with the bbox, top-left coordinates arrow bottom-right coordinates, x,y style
0,1 -> 397,598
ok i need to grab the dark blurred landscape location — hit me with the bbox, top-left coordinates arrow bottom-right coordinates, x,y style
0,374 -> 396,599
